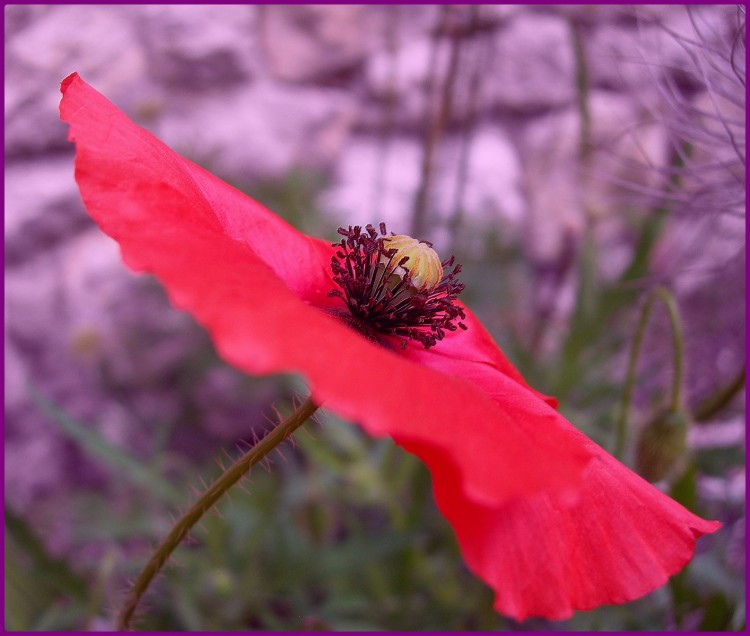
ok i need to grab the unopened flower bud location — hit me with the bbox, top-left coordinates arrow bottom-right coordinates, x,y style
382,235 -> 443,291
635,407 -> 689,483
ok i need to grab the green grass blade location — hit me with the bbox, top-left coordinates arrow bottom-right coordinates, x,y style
29,387 -> 183,502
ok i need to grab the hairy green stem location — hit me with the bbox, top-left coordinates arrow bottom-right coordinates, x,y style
117,397 -> 319,631
614,287 -> 685,460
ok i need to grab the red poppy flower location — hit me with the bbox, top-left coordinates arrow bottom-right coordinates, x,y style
59,72 -> 720,622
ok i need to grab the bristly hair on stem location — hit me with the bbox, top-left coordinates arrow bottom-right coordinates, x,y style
116,397 -> 319,631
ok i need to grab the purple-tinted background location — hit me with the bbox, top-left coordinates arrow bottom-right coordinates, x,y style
4,4 -> 745,630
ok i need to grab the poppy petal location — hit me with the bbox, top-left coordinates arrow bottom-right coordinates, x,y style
404,337 -> 720,619
60,72 -> 592,510
60,73 -> 720,622
406,303 -> 559,408
398,349 -> 580,493
58,73 -> 336,307
428,424 -> 721,621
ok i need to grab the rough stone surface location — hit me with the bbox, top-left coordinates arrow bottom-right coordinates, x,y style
5,5 -> 146,157
138,5 -> 260,90
5,157 -> 88,266
156,82 -> 357,181
364,37 -> 435,129
260,5 -> 376,83
324,124 -> 524,250
519,90 -> 667,266
488,14 -> 576,113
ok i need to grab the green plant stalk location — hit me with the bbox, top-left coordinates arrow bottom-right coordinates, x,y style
117,396 -> 319,631
692,364 -> 746,422
5,506 -> 88,601
569,16 -> 592,164
614,287 -> 685,460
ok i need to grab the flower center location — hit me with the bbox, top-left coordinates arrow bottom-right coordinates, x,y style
328,223 -> 467,349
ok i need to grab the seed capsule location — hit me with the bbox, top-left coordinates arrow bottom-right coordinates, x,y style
635,407 -> 689,483
382,235 -> 443,291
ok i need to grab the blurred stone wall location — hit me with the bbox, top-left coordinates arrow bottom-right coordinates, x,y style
4,4 -> 744,547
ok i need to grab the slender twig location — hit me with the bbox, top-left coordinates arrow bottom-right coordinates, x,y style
692,364 -> 746,423
614,287 -> 685,460
411,5 -> 463,237
527,17 -> 592,359
447,5 -> 484,254
116,397 -> 319,630
372,5 -> 400,220
569,16 -> 592,164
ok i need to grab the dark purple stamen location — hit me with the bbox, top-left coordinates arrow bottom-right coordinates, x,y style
328,223 -> 467,349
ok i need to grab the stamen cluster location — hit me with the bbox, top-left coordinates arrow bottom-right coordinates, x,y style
328,223 -> 467,349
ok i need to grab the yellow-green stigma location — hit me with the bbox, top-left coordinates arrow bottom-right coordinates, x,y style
328,223 -> 467,349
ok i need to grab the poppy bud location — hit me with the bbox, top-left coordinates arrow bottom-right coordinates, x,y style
382,235 -> 443,291
635,407 -> 689,482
